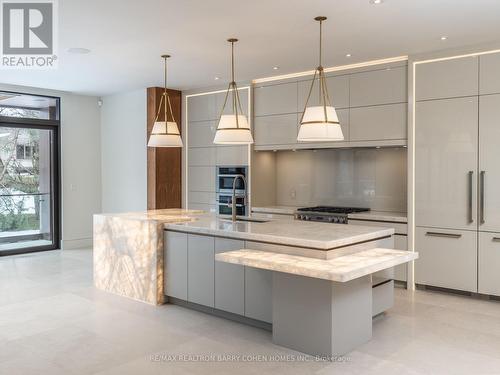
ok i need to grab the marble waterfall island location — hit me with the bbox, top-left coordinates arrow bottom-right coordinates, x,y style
94,210 -> 417,357
93,209 -> 204,305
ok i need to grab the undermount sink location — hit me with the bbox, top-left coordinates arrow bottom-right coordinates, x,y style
220,216 -> 270,223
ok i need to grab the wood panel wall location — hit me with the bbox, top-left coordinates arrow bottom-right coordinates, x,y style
146,87 -> 182,209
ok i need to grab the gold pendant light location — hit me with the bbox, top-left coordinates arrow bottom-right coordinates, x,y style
297,17 -> 344,142
213,39 -> 253,145
148,54 -> 183,148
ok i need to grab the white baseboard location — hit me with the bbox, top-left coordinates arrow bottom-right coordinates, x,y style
61,237 -> 92,250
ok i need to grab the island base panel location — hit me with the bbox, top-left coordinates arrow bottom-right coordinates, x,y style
272,272 -> 372,357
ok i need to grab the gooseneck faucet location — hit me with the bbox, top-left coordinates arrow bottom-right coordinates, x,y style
230,174 -> 247,222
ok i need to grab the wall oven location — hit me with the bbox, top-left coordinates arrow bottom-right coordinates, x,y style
216,166 -> 248,216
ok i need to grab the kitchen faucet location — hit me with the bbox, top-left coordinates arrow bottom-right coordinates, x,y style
230,174 -> 247,222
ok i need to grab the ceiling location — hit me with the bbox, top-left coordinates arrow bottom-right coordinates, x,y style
3,0 -> 500,96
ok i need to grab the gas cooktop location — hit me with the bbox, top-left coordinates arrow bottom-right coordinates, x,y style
295,206 -> 370,223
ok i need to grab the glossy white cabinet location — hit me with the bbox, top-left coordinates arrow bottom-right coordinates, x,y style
416,56 -> 479,101
415,97 -> 478,230
254,113 -> 298,146
479,52 -> 500,95
297,74 -> 350,110
479,94 -> 500,232
187,234 -> 215,307
415,227 -> 477,292
350,66 -> 407,107
350,103 -> 406,142
478,232 -> 500,296
254,82 -> 298,116
215,238 -> 245,315
164,231 -> 188,300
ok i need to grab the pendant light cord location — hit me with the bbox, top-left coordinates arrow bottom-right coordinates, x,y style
319,19 -> 322,68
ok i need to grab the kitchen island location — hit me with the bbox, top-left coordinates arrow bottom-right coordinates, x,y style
93,210 -> 417,356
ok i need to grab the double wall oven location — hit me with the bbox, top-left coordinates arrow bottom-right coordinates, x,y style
216,166 -> 248,216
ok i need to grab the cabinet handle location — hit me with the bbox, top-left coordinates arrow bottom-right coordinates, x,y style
492,237 -> 500,242
480,171 -> 485,225
468,171 -> 474,224
426,231 -> 462,239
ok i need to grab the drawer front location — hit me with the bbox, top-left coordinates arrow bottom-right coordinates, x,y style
215,238 -> 245,315
478,232 -> 500,296
164,231 -> 188,300
348,219 -> 407,235
187,234 -> 215,307
372,280 -> 394,316
415,227 -> 477,292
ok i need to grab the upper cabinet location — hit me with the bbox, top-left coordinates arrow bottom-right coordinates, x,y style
188,94 -> 217,122
254,82 -> 298,116
215,89 -> 249,117
415,56 -> 478,101
350,66 -> 407,107
253,63 -> 408,150
297,74 -> 349,110
479,52 -> 500,95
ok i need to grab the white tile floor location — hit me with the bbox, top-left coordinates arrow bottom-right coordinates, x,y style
1,249 -> 500,374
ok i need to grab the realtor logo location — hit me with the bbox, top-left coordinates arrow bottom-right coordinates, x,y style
1,0 -> 58,68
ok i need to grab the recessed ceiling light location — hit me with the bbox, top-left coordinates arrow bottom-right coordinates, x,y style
370,0 -> 384,4
214,76 -> 220,80
273,66 -> 279,70
345,54 -> 352,58
67,47 -> 91,54
440,36 -> 448,41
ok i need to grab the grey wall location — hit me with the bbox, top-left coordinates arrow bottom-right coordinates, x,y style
100,89 -> 147,213
268,148 -> 407,212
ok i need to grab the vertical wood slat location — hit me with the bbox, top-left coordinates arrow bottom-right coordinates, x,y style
147,87 -> 182,209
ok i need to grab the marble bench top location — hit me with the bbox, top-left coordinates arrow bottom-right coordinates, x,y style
215,248 -> 418,282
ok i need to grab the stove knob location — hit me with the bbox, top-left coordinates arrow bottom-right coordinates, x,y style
305,215 -> 310,221
328,217 -> 334,223
333,217 -> 339,223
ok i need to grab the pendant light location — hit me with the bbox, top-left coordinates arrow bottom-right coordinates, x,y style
297,17 -> 344,142
213,39 -> 253,145
148,54 -> 183,148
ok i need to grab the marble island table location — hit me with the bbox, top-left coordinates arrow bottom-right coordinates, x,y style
93,209 -> 417,357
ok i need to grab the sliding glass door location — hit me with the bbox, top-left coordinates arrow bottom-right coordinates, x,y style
0,92 -> 60,256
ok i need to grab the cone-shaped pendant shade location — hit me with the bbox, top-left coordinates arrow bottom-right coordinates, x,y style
213,39 -> 254,145
148,55 -> 183,148
298,17 -> 344,142
148,121 -> 183,147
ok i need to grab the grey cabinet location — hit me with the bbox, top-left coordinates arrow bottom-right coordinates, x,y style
478,232 -> 500,296
188,147 -> 216,167
349,103 -> 406,142
350,66 -> 406,107
393,234 -> 408,282
215,238 -> 245,315
415,97 -> 478,230
415,227 -> 477,292
188,94 -> 217,122
416,56 -> 478,101
215,88 -> 249,117
298,74 -> 349,110
254,82 -> 298,116
164,231 -> 188,300
244,241 -> 272,323
188,121 -> 216,148
479,94 -> 500,233
254,113 -> 298,146
479,52 -> 500,95
188,166 -> 215,192
187,234 -> 215,307
215,145 -> 248,166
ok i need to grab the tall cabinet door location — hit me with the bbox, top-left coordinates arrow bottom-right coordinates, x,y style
478,232 -> 500,296
415,97 -> 478,230
479,94 -> 500,232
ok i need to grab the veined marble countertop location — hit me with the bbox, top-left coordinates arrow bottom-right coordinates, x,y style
348,211 -> 408,223
216,248 -> 418,282
96,208 -> 205,222
165,214 -> 394,250
252,206 -> 407,223
251,206 -> 297,215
